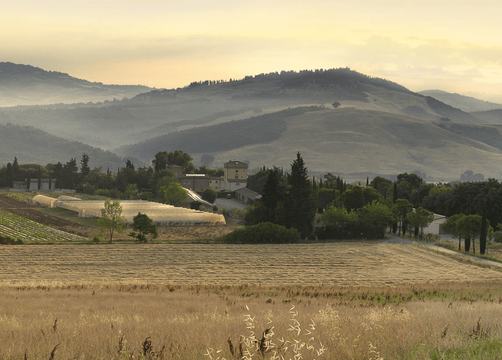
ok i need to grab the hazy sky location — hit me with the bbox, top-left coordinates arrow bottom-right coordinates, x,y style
3,0 -> 502,102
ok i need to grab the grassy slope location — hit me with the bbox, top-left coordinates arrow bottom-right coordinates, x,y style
197,108 -> 502,181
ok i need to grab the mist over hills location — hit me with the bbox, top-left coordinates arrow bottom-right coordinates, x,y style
419,90 -> 502,113
2,64 -> 502,181
0,123 -> 131,170
0,62 -> 151,106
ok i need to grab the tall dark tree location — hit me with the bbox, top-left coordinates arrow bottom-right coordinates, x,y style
125,159 -> 135,170
285,152 -> 316,237
64,158 -> 78,189
80,153 -> 91,179
262,168 -> 285,212
480,204 -> 487,255
12,157 -> 19,181
53,162 -> 63,189
38,166 -> 42,190
6,163 -> 13,188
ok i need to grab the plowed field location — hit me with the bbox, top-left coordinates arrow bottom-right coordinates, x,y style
1,242 -> 500,286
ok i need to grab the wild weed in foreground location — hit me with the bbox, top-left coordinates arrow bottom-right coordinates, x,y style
205,305 -> 326,360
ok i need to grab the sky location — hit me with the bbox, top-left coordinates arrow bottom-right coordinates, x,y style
2,0 -> 502,102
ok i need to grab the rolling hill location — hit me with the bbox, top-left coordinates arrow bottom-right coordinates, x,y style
419,90 -> 502,113
116,106 -> 502,182
0,123 -> 131,169
2,65 -> 502,182
0,67 -> 481,150
0,62 -> 152,106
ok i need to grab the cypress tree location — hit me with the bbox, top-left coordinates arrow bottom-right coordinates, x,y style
480,205 -> 487,255
319,178 -> 323,189
366,177 -> 369,187
312,175 -> 317,191
285,152 -> 316,238
392,182 -> 398,234
12,157 -> 19,181
38,166 -> 42,190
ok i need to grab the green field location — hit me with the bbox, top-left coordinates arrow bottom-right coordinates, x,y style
0,209 -> 85,243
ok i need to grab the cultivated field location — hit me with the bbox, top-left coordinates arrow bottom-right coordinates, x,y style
0,243 -> 501,286
0,193 -> 236,241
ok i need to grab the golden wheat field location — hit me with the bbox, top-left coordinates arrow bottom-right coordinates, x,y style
0,242 -> 501,286
2,243 -> 502,359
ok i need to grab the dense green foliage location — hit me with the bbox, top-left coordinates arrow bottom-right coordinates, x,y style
201,188 -> 218,203
245,153 -> 315,238
161,182 -> 189,206
128,212 -> 158,243
216,222 -> 300,243
0,150 -> 223,209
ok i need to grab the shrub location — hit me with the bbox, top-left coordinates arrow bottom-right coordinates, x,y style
493,231 -> 502,243
201,188 -> 218,203
216,222 -> 300,243
92,234 -> 101,243
94,189 -> 111,197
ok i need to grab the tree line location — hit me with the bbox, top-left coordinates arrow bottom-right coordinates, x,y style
0,151 -> 223,205
246,161 -> 501,254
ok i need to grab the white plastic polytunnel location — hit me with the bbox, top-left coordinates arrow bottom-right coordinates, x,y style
33,196 -> 226,225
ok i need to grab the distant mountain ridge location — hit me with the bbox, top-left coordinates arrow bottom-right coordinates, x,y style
0,62 -> 152,106
419,90 -> 502,113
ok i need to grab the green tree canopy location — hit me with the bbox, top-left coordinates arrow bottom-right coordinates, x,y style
360,201 -> 396,239
405,207 -> 434,240
201,187 -> 217,204
153,150 -> 195,174
161,182 -> 189,206
341,185 -> 382,211
442,213 -> 466,251
98,199 -> 126,243
129,212 -> 158,243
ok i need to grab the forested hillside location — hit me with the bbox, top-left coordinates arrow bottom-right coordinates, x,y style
0,123 -> 129,169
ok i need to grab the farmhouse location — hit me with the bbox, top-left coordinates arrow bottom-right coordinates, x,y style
178,174 -> 210,191
423,213 -> 447,235
223,160 -> 248,191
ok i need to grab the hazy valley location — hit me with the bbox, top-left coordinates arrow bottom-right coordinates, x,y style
1,62 -> 502,181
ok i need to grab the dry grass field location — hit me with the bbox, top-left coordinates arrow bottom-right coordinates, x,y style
2,281 -> 502,360
2,243 -> 502,359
